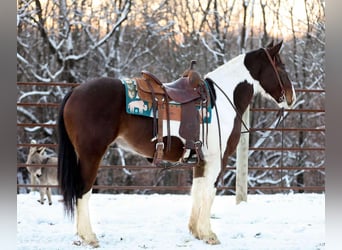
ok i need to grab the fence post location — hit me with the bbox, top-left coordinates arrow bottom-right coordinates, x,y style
236,106 -> 250,204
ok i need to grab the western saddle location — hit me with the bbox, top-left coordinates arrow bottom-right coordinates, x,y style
135,61 -> 209,166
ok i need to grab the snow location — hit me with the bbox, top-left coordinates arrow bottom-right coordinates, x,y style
17,193 -> 325,250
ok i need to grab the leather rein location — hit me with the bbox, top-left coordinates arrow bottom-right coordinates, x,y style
211,49 -> 287,186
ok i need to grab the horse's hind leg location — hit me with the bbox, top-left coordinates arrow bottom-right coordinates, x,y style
74,150 -> 107,247
76,189 -> 99,247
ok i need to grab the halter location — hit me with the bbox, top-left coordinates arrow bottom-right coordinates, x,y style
263,48 -> 286,103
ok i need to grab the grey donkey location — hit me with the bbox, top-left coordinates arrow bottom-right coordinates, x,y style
26,140 -> 58,205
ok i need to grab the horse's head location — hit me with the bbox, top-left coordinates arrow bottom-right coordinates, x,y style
244,40 -> 296,109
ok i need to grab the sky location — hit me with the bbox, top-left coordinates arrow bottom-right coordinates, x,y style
17,192 -> 325,250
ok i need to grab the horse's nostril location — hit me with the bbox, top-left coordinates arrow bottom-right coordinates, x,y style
36,174 -> 42,178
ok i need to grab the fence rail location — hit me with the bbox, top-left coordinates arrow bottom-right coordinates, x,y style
17,82 -> 325,194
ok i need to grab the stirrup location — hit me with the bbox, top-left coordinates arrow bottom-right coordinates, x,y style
180,140 -> 204,166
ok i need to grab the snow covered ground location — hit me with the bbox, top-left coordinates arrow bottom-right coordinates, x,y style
17,193 -> 325,250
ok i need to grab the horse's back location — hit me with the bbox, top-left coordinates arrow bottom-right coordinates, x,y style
65,77 -> 125,115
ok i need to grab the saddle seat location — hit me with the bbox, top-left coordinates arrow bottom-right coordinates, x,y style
137,70 -> 203,103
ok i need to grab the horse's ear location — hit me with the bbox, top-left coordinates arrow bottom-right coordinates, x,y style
266,40 -> 274,48
268,40 -> 283,57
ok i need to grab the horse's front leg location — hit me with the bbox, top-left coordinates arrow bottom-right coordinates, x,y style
188,159 -> 221,244
76,189 -> 99,247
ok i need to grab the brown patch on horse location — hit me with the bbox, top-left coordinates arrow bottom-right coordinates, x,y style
214,81 -> 253,186
223,81 -> 253,164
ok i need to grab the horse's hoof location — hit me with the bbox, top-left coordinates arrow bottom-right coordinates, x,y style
189,226 -> 220,245
88,240 -> 100,248
78,234 -> 100,248
73,239 -> 100,248
204,234 -> 220,245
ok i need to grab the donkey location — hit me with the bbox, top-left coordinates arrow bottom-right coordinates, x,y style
26,140 -> 58,205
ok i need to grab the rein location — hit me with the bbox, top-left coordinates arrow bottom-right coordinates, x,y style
207,49 -> 287,187
209,79 -> 284,137
210,81 -> 250,133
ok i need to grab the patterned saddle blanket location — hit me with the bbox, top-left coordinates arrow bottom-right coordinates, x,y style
121,78 -> 212,123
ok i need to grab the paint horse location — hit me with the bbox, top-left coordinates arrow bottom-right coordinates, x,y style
26,140 -> 58,205
57,41 -> 295,247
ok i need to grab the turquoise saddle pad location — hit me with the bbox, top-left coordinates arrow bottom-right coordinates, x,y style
121,78 -> 211,123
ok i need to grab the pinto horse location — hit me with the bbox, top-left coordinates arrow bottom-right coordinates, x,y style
57,41 -> 296,247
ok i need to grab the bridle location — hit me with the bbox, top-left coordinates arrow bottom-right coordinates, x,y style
263,48 -> 286,103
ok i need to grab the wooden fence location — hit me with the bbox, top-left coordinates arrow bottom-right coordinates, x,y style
17,82 -> 325,194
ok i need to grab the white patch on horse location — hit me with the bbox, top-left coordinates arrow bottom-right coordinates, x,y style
76,189 -> 99,247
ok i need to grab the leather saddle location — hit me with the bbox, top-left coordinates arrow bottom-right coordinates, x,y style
135,61 -> 209,166
136,68 -> 203,104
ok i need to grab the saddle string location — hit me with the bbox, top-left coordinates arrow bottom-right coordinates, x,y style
145,78 -> 172,153
145,79 -> 158,138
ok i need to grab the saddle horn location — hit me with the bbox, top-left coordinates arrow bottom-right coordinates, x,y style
183,60 -> 197,77
190,60 -> 196,70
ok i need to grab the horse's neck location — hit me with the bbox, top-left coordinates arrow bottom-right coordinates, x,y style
204,54 -> 255,149
205,54 -> 257,97
205,54 -> 257,119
